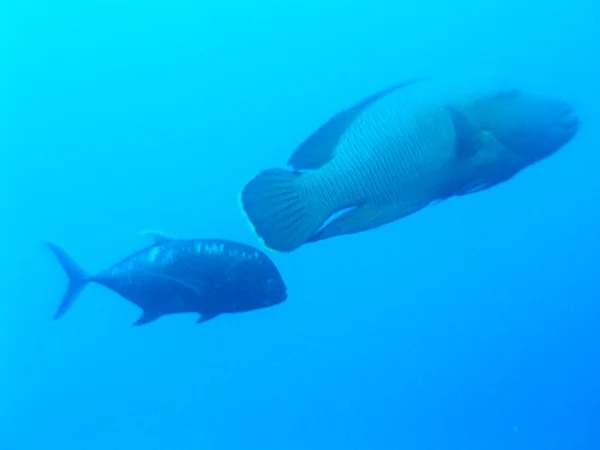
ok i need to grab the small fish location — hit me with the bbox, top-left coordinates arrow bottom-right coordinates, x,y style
240,76 -> 579,252
46,231 -> 287,325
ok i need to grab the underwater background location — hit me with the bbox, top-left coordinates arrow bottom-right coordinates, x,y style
2,0 -> 599,449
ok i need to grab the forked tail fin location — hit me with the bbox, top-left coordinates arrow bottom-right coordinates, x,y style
46,242 -> 90,320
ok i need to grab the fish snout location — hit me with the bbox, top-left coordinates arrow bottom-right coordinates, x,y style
262,277 -> 287,305
548,100 -> 580,149
557,104 -> 579,139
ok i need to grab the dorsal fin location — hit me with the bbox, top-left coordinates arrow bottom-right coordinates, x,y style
287,78 -> 424,171
140,229 -> 175,245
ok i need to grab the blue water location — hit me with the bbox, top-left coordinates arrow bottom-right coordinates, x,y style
2,1 -> 599,449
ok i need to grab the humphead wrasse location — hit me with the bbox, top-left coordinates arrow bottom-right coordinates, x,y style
241,76 -> 579,252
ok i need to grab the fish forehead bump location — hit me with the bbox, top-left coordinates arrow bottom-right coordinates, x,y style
454,75 -> 579,163
345,74 -> 517,132
398,73 -> 512,98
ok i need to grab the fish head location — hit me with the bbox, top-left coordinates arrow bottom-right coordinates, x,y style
472,87 -> 579,165
259,276 -> 288,307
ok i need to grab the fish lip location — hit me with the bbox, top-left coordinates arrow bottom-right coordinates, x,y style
275,290 -> 288,303
263,286 -> 287,305
562,110 -> 579,127
560,110 -> 580,139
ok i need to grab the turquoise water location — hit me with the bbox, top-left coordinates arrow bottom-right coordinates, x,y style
2,1 -> 599,449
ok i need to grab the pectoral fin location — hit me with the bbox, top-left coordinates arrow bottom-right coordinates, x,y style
308,202 -> 425,243
149,273 -> 204,297
447,107 -> 483,160
456,159 -> 519,197
454,132 -> 517,196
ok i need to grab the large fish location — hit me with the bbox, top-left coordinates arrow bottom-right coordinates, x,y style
241,76 -> 579,252
46,231 -> 287,325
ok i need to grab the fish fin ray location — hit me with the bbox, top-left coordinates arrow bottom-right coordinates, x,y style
309,203 -> 424,242
241,168 -> 330,252
288,79 -> 424,170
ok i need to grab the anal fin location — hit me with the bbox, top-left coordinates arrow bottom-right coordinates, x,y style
309,202 -> 425,243
133,310 -> 162,326
197,313 -> 218,324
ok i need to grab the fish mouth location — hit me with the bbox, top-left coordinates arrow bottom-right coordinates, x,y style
273,289 -> 288,302
262,295 -> 286,307
262,284 -> 287,305
274,290 -> 288,304
560,109 -> 580,137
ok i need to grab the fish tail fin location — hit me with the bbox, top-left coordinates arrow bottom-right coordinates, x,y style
46,242 -> 90,320
240,168 -> 328,252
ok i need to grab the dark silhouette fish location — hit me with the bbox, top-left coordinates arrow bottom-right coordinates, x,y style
46,231 -> 287,325
241,75 -> 579,252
